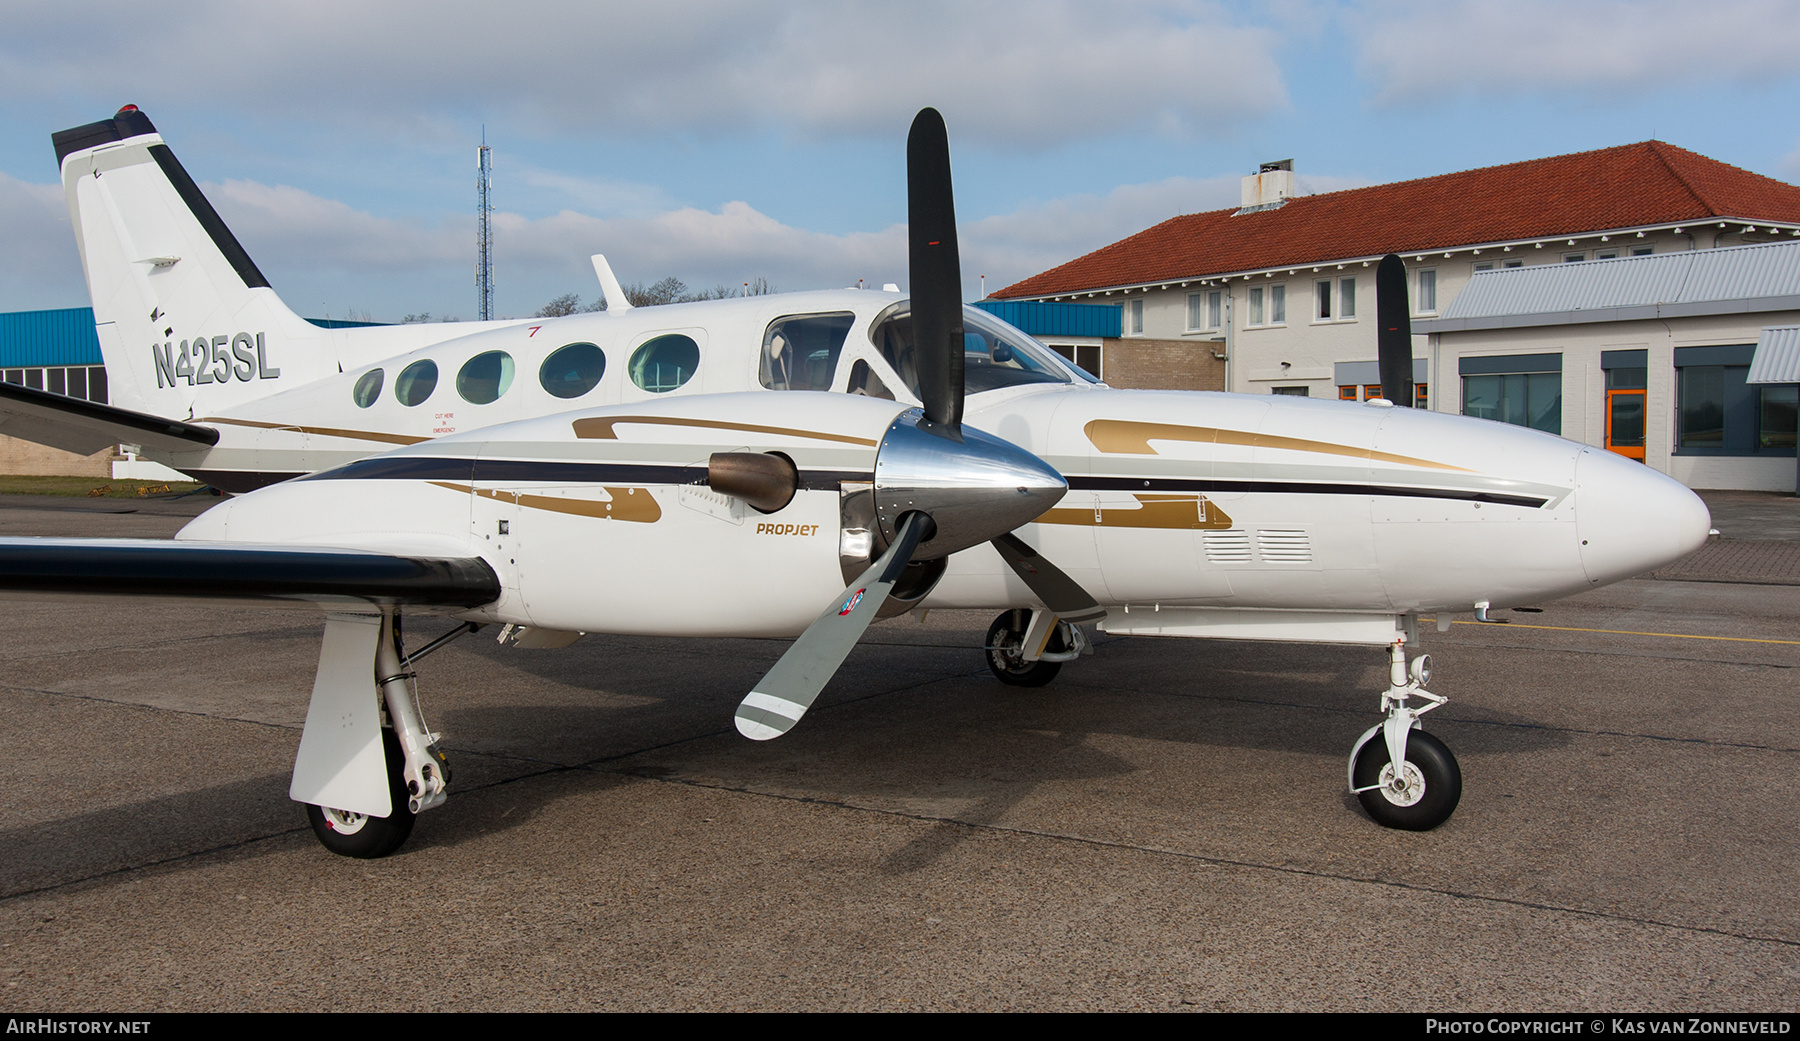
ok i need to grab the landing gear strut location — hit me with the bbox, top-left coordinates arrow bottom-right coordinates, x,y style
1348,640 -> 1462,830
985,608 -> 1089,687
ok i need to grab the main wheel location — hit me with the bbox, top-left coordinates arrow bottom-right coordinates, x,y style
986,609 -> 1063,687
305,728 -> 416,858
1352,729 -> 1462,831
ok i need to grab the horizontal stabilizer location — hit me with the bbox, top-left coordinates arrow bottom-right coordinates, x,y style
0,381 -> 219,456
0,538 -> 498,607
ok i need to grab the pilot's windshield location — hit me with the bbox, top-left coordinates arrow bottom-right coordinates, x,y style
868,303 -> 1084,397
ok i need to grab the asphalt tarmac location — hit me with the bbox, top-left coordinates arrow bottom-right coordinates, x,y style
1,492 -> 1798,1011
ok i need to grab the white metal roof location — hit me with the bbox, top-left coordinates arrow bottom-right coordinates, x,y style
1416,240 -> 1800,332
1749,326 -> 1800,384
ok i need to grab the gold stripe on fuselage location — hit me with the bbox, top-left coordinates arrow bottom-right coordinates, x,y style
1084,419 -> 1472,472
202,417 -> 432,446
428,481 -> 663,523
1035,493 -> 1233,529
572,415 -> 879,447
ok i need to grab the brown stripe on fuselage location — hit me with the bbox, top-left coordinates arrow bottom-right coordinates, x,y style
427,481 -> 662,523
1035,493 -> 1234,529
572,415 -> 878,447
1084,419 -> 1472,472
202,417 -> 431,446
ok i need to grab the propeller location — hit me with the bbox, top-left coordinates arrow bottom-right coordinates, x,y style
734,107 -> 1106,741
1376,253 -> 1414,407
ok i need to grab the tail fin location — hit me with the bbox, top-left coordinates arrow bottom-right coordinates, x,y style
55,107 -> 330,417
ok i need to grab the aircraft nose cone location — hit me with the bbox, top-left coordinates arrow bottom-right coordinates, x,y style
874,408 -> 1067,558
1574,447 -> 1712,586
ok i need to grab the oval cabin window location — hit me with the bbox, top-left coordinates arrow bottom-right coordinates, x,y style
394,360 -> 438,407
629,335 -> 700,393
456,350 -> 515,404
540,342 -> 606,399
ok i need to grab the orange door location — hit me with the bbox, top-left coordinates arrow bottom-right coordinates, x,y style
1605,389 -> 1646,460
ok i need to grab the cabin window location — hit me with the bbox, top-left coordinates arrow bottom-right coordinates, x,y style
845,359 -> 894,400
761,313 -> 853,391
629,334 -> 700,393
540,342 -> 605,399
868,303 -> 1078,398
352,368 -> 383,408
395,360 -> 438,407
456,351 -> 515,405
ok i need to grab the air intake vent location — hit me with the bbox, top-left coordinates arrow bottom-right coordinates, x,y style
1257,529 -> 1313,563
1202,529 -> 1252,563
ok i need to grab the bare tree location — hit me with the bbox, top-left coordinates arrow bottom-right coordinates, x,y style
536,292 -> 582,317
745,277 -> 776,296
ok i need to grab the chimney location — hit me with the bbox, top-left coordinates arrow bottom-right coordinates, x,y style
1239,159 -> 1294,212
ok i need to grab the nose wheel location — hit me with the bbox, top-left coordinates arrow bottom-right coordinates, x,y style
1347,640 -> 1462,831
985,608 -> 1089,687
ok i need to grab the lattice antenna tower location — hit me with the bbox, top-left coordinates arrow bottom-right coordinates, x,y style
476,127 -> 494,321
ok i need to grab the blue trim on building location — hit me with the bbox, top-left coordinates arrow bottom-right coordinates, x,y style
974,299 -> 1120,339
0,308 -> 388,368
0,308 -> 103,368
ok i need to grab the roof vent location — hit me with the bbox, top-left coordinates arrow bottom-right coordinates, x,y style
1237,159 -> 1294,215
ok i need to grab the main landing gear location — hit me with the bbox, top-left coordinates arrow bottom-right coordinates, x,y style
985,608 -> 1090,687
1348,640 -> 1462,831
298,612 -> 471,859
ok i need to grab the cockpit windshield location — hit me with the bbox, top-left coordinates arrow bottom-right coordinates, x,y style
867,303 -> 1089,398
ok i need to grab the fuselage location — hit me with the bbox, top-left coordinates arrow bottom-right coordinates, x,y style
172,291 -> 1713,640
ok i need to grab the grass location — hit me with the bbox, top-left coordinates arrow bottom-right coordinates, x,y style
0,475 -> 211,498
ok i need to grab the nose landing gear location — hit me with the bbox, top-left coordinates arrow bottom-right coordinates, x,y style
1348,640 -> 1461,830
985,608 -> 1090,687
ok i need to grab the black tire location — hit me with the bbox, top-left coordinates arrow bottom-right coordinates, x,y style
305,728 -> 416,858
1352,728 -> 1462,831
985,609 -> 1063,687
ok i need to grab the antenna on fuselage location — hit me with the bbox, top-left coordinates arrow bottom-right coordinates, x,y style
591,254 -> 632,312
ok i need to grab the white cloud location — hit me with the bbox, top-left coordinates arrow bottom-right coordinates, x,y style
1350,0 -> 1800,102
0,0 -> 1288,149
0,173 -> 87,312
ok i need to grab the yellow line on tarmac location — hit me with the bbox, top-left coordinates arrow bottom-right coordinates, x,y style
1449,620 -> 1800,645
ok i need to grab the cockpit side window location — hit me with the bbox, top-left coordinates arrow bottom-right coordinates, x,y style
867,303 -> 1077,398
761,313 -> 854,391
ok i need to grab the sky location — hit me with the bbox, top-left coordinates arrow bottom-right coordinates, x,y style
3,0 -> 1800,322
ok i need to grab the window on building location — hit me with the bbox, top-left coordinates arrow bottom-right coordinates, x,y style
1338,385 -> 1357,401
1127,298 -> 1144,336
1675,344 -> 1797,455
1316,280 -> 1332,320
1415,383 -> 1429,409
1049,344 -> 1102,379
1271,385 -> 1309,396
1631,245 -> 1655,257
1339,277 -> 1357,318
1596,248 -> 1620,260
1,365 -> 108,404
1269,284 -> 1286,325
1186,291 -> 1221,332
1460,353 -> 1562,435
1186,293 -> 1203,332
1208,291 -> 1222,330
1563,252 -> 1586,263
1474,262 -> 1494,273
1417,269 -> 1437,313
1504,259 -> 1523,268
1248,287 -> 1264,326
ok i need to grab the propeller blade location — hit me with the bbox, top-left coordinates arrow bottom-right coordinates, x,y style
1376,253 -> 1414,407
735,511 -> 933,740
990,533 -> 1107,625
907,107 -> 964,438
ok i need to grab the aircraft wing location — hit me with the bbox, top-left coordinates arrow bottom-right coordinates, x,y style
0,538 -> 499,607
0,381 -> 219,456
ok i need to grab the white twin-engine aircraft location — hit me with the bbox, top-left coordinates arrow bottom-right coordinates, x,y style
0,106 -> 1710,857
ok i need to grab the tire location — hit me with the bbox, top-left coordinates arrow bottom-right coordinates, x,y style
305,728 -> 416,858
985,609 -> 1063,688
1352,729 -> 1462,831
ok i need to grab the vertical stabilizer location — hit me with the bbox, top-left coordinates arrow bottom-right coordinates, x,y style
55,107 -> 332,416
